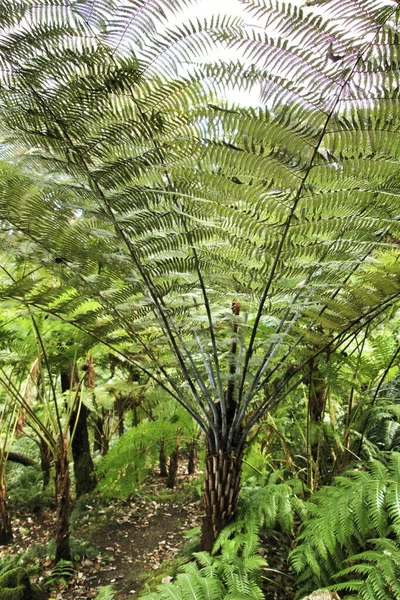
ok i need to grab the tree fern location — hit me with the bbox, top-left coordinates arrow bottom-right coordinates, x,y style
2,0 -> 400,550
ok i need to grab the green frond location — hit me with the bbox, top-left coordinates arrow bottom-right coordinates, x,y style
291,455 -> 400,597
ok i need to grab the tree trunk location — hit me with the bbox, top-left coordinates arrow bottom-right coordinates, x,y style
61,364 -> 96,496
93,412 -> 109,456
0,475 -> 12,545
40,438 -> 51,489
2,451 -> 36,468
188,440 -> 197,475
200,444 -> 243,552
70,403 -> 97,495
54,434 -> 71,562
307,358 -> 328,491
159,439 -> 168,477
167,448 -> 179,488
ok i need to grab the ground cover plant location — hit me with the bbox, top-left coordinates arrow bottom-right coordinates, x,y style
1,0 -> 400,598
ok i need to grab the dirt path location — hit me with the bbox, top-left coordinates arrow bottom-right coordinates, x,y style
74,497 -> 201,598
2,468 -> 202,599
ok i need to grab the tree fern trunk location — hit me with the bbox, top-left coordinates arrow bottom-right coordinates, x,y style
200,443 -> 243,552
159,439 -> 168,477
167,447 -> 179,488
55,434 -> 71,562
0,475 -> 12,545
188,439 -> 197,475
61,364 -> 96,496
70,403 -> 97,495
40,438 -> 51,489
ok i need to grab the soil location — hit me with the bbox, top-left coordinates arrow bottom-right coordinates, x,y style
1,462 -> 203,599
75,496 -> 202,598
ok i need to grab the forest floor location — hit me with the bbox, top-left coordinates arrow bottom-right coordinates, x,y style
3,461 -> 203,599
2,460 -> 294,599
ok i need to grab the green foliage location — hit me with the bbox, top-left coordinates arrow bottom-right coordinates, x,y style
0,567 -> 32,600
331,538 -> 400,600
291,453 -> 400,597
217,475 -> 306,550
96,404 -> 196,499
0,0 -> 399,456
94,586 -> 115,600
43,560 -> 74,587
6,463 -> 51,511
141,546 -> 266,600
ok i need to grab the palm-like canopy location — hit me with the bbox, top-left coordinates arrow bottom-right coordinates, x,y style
0,0 -> 400,548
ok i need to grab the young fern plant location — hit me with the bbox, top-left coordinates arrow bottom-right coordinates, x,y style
94,585 -> 116,600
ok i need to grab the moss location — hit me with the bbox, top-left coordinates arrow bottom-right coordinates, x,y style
0,568 -> 33,600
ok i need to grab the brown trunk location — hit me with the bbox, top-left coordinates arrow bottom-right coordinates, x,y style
0,475 -> 12,545
54,434 -> 71,562
200,300 -> 243,552
2,451 -> 36,468
307,359 -> 328,491
167,448 -> 179,488
188,440 -> 197,475
61,363 -> 96,496
309,361 -> 327,424
40,438 -> 51,489
200,444 -> 243,552
159,439 -> 168,477
70,403 -> 96,495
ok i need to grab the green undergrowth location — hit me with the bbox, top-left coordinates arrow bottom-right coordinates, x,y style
96,404 -> 199,501
291,452 -> 400,599
136,554 -> 192,596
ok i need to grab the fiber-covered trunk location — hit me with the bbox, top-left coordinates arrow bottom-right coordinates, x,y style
200,443 -> 243,552
61,364 -> 96,496
188,439 -> 197,475
0,475 -> 12,545
70,403 -> 96,495
200,299 -> 244,551
40,437 -> 51,489
55,434 -> 71,562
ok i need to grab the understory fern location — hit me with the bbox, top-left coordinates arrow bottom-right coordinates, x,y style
215,475 -> 306,552
95,585 -> 116,600
141,547 -> 266,600
332,538 -> 400,600
291,453 -> 400,598
141,477 -> 304,600
96,405 -> 195,499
